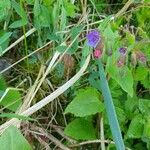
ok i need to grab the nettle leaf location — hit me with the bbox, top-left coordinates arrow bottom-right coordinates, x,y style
64,118 -> 96,140
134,67 -> 148,81
143,118 -> 150,139
0,126 -> 32,150
141,74 -> 150,89
65,87 -> 104,117
0,88 -> 22,112
139,99 -> 150,115
63,0 -> 77,18
125,95 -> 138,119
126,115 -> 144,139
0,0 -> 11,22
107,57 -> 133,97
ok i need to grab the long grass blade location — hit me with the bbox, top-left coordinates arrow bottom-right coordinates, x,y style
98,60 -> 125,150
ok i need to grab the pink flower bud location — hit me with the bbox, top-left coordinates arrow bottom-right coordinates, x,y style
135,51 -> 146,64
117,57 -> 125,67
93,49 -> 102,59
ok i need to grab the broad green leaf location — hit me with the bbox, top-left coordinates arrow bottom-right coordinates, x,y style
65,87 -> 104,117
126,115 -> 144,139
0,0 -> 11,22
63,0 -> 77,18
0,126 -> 32,150
0,88 -> 22,111
116,107 -> 126,124
125,95 -> 138,119
134,67 -> 148,81
141,74 -> 150,89
139,99 -> 150,115
34,5 -> 50,28
107,57 -> 133,97
143,118 -> 150,139
64,118 -> 96,140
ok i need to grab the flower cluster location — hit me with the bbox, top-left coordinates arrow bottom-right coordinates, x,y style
86,30 -> 102,59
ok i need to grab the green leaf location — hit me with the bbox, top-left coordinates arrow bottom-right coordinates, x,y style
141,74 -> 150,89
143,118 -> 150,139
139,99 -> 150,115
125,95 -> 138,119
9,19 -> 27,28
116,107 -> 126,124
0,88 -> 22,112
126,115 -> 144,139
11,0 -> 28,20
0,0 -> 11,22
134,67 -> 148,81
107,57 -> 133,97
65,87 -> 104,117
63,0 -> 77,18
64,118 -> 96,140
68,25 -> 84,54
0,126 -> 32,150
0,113 -> 35,121
0,76 -> 7,91
0,32 -> 12,45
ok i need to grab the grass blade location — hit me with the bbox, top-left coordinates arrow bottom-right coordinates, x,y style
97,60 -> 125,150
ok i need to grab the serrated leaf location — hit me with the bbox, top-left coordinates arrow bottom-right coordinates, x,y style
126,115 -> 144,139
64,118 -> 96,140
139,99 -> 150,115
0,126 -> 32,150
65,87 -> 104,117
64,0 -> 77,18
0,88 -> 22,111
143,118 -> 150,139
0,0 -> 11,22
125,95 -> 138,119
134,67 -> 148,81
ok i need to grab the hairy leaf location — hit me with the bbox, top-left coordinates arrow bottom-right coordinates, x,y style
65,87 -> 104,117
64,118 -> 96,140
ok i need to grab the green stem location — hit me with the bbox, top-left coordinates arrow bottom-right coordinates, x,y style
97,60 -> 125,150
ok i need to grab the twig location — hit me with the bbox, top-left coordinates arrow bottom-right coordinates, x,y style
100,117 -> 105,150
69,139 -> 114,147
115,0 -> 134,18
30,125 -> 71,150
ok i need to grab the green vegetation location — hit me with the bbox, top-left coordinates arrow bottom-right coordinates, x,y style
0,0 -> 150,149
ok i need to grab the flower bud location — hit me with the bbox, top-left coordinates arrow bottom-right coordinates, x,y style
119,47 -> 127,56
93,49 -> 102,59
135,51 -> 146,64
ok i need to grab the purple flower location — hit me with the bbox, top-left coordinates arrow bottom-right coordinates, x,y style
119,47 -> 127,55
86,30 -> 100,48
